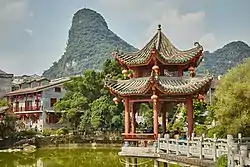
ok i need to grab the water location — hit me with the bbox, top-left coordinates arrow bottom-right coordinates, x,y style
0,147 -> 154,167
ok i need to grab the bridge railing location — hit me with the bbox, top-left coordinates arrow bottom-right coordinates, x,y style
158,133 -> 250,165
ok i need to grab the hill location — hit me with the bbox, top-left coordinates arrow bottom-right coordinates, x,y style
197,41 -> 250,76
42,8 -> 137,78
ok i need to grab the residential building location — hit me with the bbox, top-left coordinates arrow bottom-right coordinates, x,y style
6,77 -> 70,131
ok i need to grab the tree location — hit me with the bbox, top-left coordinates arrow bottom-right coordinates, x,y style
54,59 -> 124,133
0,99 -> 17,139
212,58 -> 250,136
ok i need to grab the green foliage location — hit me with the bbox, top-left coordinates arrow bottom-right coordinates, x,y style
206,125 -> 227,138
56,127 -> 69,136
194,125 -> 208,137
41,129 -> 53,136
216,155 -> 228,167
0,113 -> 17,139
140,103 -> 153,131
16,130 -> 37,138
173,99 -> 208,130
0,99 -> 8,107
213,58 -> 250,136
53,59 -> 124,134
197,41 -> 250,77
42,8 -> 137,79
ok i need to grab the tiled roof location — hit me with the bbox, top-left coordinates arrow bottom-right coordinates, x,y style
104,75 -> 213,96
113,25 -> 203,66
6,77 -> 70,96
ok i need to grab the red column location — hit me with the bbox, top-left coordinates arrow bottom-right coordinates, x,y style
186,96 -> 194,136
131,103 -> 136,134
162,103 -> 166,134
124,97 -> 130,134
153,99 -> 159,139
36,94 -> 39,110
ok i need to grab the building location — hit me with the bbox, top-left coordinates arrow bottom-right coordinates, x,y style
6,77 -> 70,131
105,25 -> 213,141
0,70 -> 14,98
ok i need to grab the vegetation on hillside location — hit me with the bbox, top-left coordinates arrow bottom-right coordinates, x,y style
43,8 -> 137,79
197,41 -> 250,77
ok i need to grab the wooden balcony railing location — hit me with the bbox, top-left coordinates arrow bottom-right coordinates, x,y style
14,106 -> 41,112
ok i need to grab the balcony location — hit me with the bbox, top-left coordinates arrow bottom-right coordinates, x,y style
14,106 -> 41,112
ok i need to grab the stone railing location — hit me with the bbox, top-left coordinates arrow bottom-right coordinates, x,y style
158,133 -> 250,166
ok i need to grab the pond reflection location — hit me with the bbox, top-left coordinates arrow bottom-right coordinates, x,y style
0,148 -> 125,167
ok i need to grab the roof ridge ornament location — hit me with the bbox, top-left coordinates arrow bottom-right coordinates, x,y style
158,24 -> 161,31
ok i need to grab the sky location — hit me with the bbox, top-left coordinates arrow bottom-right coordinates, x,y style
0,0 -> 250,75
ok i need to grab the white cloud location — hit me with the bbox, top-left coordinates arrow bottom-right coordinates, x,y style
98,0 -> 217,51
25,28 -> 33,36
0,0 -> 28,24
199,33 -> 217,51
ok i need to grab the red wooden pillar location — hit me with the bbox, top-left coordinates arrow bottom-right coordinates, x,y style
153,99 -> 159,139
36,94 -> 39,110
124,97 -> 130,134
162,103 -> 166,134
131,103 -> 136,134
186,96 -> 194,136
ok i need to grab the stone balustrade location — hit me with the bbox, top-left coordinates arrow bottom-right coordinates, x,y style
158,133 -> 250,166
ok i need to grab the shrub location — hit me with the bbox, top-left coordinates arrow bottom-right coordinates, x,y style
42,129 -> 53,136
216,155 -> 227,167
56,127 -> 69,136
207,125 -> 227,138
194,125 -> 208,137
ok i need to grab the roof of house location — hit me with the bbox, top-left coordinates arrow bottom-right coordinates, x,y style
104,74 -> 213,96
6,77 -> 70,96
113,25 -> 203,67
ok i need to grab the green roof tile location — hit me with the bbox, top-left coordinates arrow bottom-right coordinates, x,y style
104,75 -> 213,96
113,28 -> 203,66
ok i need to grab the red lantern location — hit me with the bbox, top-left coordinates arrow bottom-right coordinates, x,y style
18,114 -> 22,119
25,113 -> 29,117
122,69 -> 128,77
113,97 -> 119,105
152,65 -> 159,74
35,113 -> 39,117
198,94 -> 204,102
151,94 -> 158,100
128,73 -> 133,79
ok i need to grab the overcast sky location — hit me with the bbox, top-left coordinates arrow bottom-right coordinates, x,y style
0,0 -> 250,75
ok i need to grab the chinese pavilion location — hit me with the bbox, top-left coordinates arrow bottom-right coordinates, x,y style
105,25 -> 213,140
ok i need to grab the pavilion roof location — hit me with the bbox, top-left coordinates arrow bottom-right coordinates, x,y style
113,25 -> 203,67
104,75 -> 213,96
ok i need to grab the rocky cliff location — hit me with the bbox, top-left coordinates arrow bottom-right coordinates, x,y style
42,8 -> 137,78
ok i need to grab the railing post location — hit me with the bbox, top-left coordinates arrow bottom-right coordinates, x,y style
238,133 -> 242,144
227,134 -> 234,167
157,135 -> 160,151
213,134 -> 217,162
176,137 -> 179,155
199,134 -> 204,159
164,134 -> 170,154
191,133 -> 195,141
187,135 -> 190,157
154,141 -> 158,153
239,145 -> 248,167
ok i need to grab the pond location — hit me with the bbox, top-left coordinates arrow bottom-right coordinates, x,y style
0,147 -> 180,167
0,147 -> 151,167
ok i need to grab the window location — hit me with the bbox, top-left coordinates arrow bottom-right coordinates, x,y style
50,98 -> 57,107
55,87 -> 61,92
25,101 -> 32,111
15,102 -> 19,112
